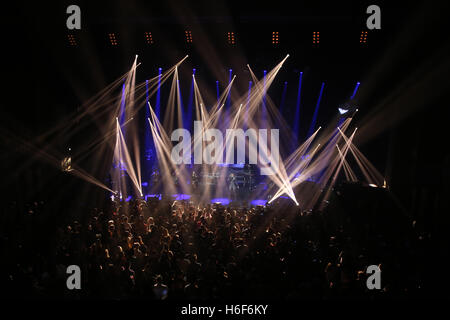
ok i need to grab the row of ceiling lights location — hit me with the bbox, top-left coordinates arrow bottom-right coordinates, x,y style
67,30 -> 369,47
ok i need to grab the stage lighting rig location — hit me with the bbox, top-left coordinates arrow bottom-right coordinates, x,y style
61,157 -> 72,172
338,101 -> 359,117
61,147 -> 73,172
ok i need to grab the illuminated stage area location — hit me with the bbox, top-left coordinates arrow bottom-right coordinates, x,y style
79,55 -> 384,211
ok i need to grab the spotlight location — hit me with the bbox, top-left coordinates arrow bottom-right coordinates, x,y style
338,102 -> 358,116
61,157 -> 73,172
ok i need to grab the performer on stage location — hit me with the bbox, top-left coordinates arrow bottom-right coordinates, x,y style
191,170 -> 198,191
248,173 -> 254,192
151,169 -> 160,183
172,170 -> 179,186
244,163 -> 254,192
228,173 -> 238,200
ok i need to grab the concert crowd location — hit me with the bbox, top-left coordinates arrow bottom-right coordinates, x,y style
0,193 -> 442,299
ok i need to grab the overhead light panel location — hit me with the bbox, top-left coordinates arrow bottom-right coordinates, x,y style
67,34 -> 77,47
227,31 -> 236,45
108,33 -> 118,46
272,31 -> 279,44
313,31 -> 320,45
144,31 -> 154,44
185,30 -> 193,43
